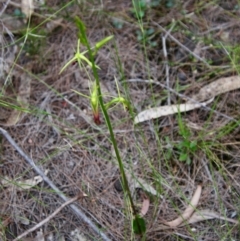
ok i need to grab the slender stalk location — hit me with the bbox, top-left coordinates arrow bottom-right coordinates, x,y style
82,33 -> 139,224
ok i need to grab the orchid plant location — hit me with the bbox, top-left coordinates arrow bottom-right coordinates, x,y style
59,17 -> 146,235
60,25 -> 129,125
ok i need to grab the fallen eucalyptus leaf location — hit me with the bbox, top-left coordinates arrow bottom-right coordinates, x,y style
134,99 -> 213,124
134,75 -> 240,124
140,197 -> 150,217
189,76 -> 240,102
165,185 -> 202,227
184,209 -> 239,226
126,172 -> 157,196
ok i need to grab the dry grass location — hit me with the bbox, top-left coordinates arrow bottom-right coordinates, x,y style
0,0 -> 240,240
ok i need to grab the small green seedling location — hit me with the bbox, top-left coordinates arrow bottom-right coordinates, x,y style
176,138 -> 197,165
165,0 -> 175,8
136,28 -> 157,47
132,0 -> 162,19
132,0 -> 148,18
112,18 -> 124,29
13,9 -> 25,18
177,118 -> 198,165
164,118 -> 198,165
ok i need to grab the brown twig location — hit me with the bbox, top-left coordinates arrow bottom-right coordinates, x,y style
162,22 -> 175,105
154,22 -> 211,68
0,127 -> 112,241
0,0 -> 11,16
13,195 -> 83,241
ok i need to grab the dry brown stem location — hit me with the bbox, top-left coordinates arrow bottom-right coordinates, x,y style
13,195 -> 82,241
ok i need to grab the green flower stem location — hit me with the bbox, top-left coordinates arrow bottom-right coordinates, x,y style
80,30 -> 140,228
91,56 -> 141,230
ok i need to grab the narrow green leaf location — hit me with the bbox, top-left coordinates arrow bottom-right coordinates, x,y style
94,35 -> 114,53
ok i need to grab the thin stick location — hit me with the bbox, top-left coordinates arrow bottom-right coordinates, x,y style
0,127 -> 112,241
0,0 -> 11,16
162,23 -> 175,105
154,22 -> 211,68
13,195 -> 82,241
